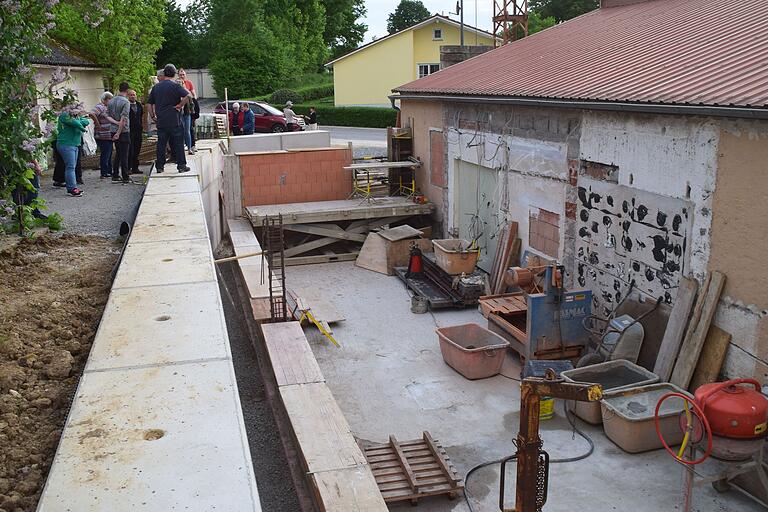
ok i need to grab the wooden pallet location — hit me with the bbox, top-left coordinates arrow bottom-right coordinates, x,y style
478,292 -> 527,318
360,431 -> 463,505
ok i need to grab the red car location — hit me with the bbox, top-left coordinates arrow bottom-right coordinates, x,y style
213,100 -> 304,132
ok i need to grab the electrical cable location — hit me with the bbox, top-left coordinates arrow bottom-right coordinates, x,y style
463,401 -> 595,511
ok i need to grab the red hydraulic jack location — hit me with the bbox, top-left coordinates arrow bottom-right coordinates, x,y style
499,369 -> 602,512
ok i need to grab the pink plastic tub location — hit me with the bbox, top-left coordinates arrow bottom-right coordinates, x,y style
437,323 -> 509,380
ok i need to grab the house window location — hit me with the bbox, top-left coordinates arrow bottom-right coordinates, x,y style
433,28 -> 443,40
418,63 -> 441,78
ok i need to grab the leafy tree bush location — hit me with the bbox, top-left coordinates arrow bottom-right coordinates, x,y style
209,26 -> 288,99
270,89 -> 304,105
529,0 -> 598,22
53,0 -> 166,95
322,0 -> 367,60
387,0 -> 430,34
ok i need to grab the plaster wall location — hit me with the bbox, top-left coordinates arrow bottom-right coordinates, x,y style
34,66 -> 105,119
400,100 -> 445,224
709,121 -> 768,381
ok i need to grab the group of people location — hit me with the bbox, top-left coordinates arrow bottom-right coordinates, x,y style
52,64 -> 198,197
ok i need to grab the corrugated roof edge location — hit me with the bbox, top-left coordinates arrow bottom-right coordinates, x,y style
390,92 -> 768,120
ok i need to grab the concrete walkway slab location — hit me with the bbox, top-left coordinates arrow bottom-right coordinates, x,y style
37,360 -> 260,511
138,192 -> 204,216
113,238 -> 214,289
144,175 -> 200,195
129,210 -> 209,243
86,281 -> 230,372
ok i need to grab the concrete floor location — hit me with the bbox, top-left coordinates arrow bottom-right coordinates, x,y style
288,261 -> 763,512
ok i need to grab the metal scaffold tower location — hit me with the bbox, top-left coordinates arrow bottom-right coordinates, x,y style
262,214 -> 288,322
493,0 -> 528,46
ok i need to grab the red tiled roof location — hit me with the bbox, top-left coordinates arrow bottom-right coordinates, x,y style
394,0 -> 768,108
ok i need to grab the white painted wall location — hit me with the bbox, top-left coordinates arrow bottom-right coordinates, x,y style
445,129 -> 569,262
580,112 -> 719,283
34,66 -> 105,118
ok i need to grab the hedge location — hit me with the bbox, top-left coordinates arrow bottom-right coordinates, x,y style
249,83 -> 334,104
292,104 -> 397,128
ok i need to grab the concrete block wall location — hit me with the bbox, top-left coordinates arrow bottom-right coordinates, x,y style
228,131 -> 331,154
240,148 -> 352,207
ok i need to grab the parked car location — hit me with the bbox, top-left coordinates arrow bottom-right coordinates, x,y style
213,100 -> 304,132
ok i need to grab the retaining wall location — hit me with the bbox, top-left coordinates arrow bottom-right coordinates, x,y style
37,142 -> 262,510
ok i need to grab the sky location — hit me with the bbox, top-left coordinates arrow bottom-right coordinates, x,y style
363,0 -> 494,42
175,0 -> 495,43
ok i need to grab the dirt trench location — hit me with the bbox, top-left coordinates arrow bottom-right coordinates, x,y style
0,234 -> 119,512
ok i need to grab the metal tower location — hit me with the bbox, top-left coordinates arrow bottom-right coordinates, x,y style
493,0 -> 529,46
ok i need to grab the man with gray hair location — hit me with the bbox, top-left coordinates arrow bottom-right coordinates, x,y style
91,91 -> 115,178
147,63 -> 190,173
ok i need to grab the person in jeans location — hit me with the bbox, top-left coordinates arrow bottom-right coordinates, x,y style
51,134 -> 83,187
108,82 -> 132,183
178,68 -> 196,154
56,108 -> 89,197
91,91 -> 115,179
147,64 -> 190,174
241,101 -> 255,135
127,89 -> 144,175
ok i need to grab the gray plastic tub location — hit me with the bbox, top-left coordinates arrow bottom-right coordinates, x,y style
601,383 -> 691,453
561,360 -> 659,424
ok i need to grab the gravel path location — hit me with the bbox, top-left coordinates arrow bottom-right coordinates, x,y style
39,166 -> 148,238
216,262 -> 302,511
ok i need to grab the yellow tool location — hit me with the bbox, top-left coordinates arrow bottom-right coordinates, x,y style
295,298 -> 340,347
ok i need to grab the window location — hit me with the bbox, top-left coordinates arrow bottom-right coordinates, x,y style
418,63 -> 441,78
433,28 -> 443,40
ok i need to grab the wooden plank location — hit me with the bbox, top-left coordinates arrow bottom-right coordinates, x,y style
653,276 -> 698,381
246,197 -> 434,226
227,218 -> 253,233
423,431 -> 461,484
250,297 -> 272,322
670,272 -> 726,390
355,233 -> 389,275
689,325 -> 732,391
378,225 -> 423,242
240,265 -> 271,299
280,382 -> 368,473
310,466 -> 388,512
494,223 -> 518,294
390,436 -> 418,494
261,321 -> 325,387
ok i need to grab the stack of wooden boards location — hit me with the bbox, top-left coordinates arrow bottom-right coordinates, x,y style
488,222 -> 521,295
355,224 -> 433,275
653,271 -> 731,391
261,322 -> 388,511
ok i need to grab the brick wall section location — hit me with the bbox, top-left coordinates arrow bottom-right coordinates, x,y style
529,207 -> 560,258
240,148 -> 352,206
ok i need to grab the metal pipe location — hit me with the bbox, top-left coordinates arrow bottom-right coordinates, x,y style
388,93 -> 768,120
460,0 -> 464,47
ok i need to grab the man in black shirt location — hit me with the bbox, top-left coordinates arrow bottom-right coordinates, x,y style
146,64 -> 191,173
127,89 -> 144,175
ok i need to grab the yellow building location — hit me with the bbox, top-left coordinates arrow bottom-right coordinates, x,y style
326,15 -> 497,107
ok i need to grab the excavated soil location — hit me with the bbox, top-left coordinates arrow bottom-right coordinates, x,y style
0,234 -> 119,512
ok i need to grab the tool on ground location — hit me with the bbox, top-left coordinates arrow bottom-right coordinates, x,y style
406,244 -> 423,277
297,305 -> 340,347
481,264 -> 592,362
499,369 -> 602,512
655,378 -> 768,510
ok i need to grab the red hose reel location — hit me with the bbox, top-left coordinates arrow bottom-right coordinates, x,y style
655,379 -> 768,465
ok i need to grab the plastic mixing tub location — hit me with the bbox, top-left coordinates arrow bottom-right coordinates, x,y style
601,383 -> 691,453
432,239 -> 480,275
561,360 -> 659,424
437,323 -> 509,380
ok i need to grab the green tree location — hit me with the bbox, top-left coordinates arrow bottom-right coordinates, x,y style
208,26 -> 289,98
263,0 -> 328,74
321,0 -> 367,60
523,11 -> 556,37
155,0 -> 193,68
386,0 -> 430,34
529,0 -> 598,23
54,0 -> 166,95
